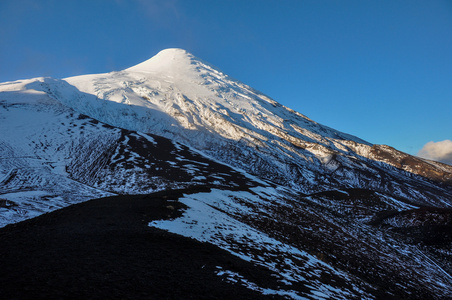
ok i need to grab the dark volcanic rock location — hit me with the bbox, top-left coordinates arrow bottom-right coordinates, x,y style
0,190 -> 281,299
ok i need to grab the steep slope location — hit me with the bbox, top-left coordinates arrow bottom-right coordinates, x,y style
37,48 -> 452,207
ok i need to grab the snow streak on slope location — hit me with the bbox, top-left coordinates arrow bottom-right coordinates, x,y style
38,48 -> 452,206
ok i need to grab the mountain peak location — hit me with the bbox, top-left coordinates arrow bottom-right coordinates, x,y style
158,48 -> 190,55
126,48 -> 196,73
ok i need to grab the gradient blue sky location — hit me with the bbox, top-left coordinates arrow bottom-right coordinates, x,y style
1,0 -> 451,155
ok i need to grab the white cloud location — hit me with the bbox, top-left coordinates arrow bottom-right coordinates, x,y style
417,140 -> 452,165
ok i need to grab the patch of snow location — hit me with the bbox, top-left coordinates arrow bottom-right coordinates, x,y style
215,267 -> 307,300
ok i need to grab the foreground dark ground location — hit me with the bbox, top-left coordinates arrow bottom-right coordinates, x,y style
0,189 -> 282,299
2,187 -> 452,299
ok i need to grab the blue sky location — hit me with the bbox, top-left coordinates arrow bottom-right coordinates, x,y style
1,0 -> 451,156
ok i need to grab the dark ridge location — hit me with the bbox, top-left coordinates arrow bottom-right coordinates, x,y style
0,189 -> 283,300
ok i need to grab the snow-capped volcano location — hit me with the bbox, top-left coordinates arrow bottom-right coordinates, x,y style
61,48 -> 365,144
1,49 -> 452,299
38,48 -> 452,206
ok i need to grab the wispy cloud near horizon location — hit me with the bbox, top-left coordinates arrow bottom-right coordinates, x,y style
417,140 -> 452,165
